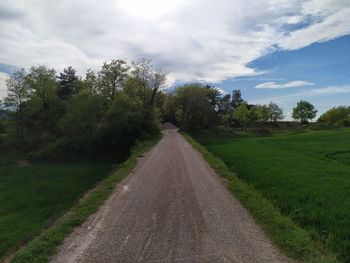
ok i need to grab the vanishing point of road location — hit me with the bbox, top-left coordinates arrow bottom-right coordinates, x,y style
51,124 -> 290,263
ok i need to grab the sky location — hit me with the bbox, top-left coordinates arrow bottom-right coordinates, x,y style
0,0 -> 349,119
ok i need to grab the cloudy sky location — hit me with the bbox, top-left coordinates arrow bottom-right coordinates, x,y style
0,0 -> 350,118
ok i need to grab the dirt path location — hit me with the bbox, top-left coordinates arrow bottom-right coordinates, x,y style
51,125 -> 290,263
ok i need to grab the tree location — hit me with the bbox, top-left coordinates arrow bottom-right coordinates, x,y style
161,93 -> 177,124
205,85 -> 221,108
318,106 -> 350,126
292,100 -> 317,124
217,94 -> 231,117
23,66 -> 64,138
251,104 -> 269,123
267,102 -> 284,122
98,92 -> 150,157
97,59 -> 129,102
222,110 -> 235,127
231,89 -> 244,108
233,103 -> 250,129
58,90 -> 105,155
25,66 -> 58,106
3,69 -> 28,144
127,59 -> 167,108
58,66 -> 79,100
173,84 -> 216,130
83,69 -> 98,94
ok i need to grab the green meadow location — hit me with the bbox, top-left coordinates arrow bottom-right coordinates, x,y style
195,128 -> 350,261
0,158 -> 112,259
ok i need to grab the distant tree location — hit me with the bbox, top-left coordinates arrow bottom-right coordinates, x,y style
3,69 -> 28,144
98,59 -> 129,102
292,100 -> 317,124
233,103 -> 251,129
231,89 -> 244,108
251,104 -> 269,123
222,110 -> 235,127
160,93 -> 177,124
58,66 -> 79,100
127,59 -> 167,108
205,85 -> 221,108
23,66 -> 64,138
267,102 -> 284,122
25,66 -> 58,106
174,84 -> 216,130
318,106 -> 350,126
82,69 -> 98,95
217,94 -> 231,117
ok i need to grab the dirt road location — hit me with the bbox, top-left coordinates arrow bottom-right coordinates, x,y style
51,124 -> 290,263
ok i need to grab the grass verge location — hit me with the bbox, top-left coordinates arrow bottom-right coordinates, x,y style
0,160 -> 113,260
8,136 -> 161,263
181,132 -> 337,263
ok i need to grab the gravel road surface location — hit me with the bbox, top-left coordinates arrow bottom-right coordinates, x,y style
51,124 -> 290,263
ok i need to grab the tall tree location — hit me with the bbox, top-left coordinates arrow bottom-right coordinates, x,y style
58,66 -> 79,100
25,66 -> 58,107
217,94 -> 232,117
128,59 -> 167,108
174,84 -> 216,130
267,102 -> 284,122
4,69 -> 28,144
231,89 -> 244,108
292,100 -> 317,124
251,104 -> 269,123
24,66 -> 64,136
233,103 -> 251,129
205,85 -> 221,108
83,69 -> 98,94
98,60 -> 129,101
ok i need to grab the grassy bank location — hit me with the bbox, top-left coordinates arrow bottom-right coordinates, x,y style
182,132 -> 337,263
2,136 -> 160,263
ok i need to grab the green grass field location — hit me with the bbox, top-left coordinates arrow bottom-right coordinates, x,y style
0,158 -> 113,260
195,128 -> 350,262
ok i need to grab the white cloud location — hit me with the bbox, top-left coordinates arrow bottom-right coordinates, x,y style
251,85 -> 350,106
255,80 -> 315,89
309,85 -> 350,95
279,0 -> 350,50
0,0 -> 349,83
0,72 -> 9,100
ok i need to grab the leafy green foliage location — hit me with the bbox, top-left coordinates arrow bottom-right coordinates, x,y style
267,102 -> 284,122
197,128 -> 350,261
292,100 -> 317,124
233,103 -> 250,128
173,83 -> 217,130
57,66 -> 80,100
318,106 -> 350,126
97,59 -> 129,102
2,59 -> 163,159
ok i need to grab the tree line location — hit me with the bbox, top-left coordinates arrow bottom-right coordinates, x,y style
0,61 -> 349,159
160,83 -> 349,129
0,59 -> 165,160
159,83 -> 323,130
